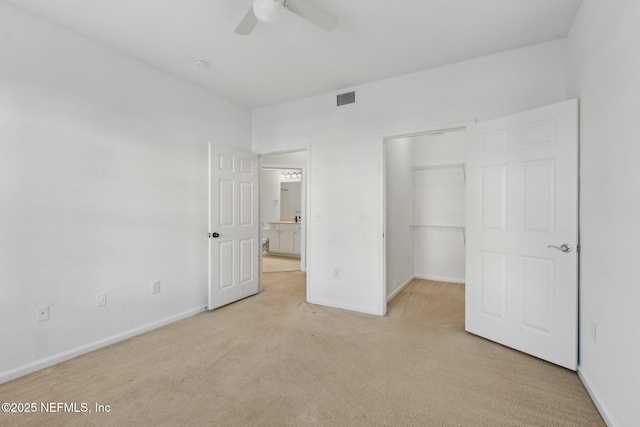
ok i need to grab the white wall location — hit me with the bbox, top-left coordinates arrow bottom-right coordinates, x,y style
253,39 -> 569,315
412,130 -> 466,283
567,1 -> 640,425
385,138 -> 414,300
0,2 -> 251,382
261,151 -> 308,166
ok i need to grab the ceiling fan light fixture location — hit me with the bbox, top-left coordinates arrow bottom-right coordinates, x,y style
253,0 -> 280,23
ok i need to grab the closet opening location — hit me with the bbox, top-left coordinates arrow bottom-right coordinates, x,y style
384,127 -> 467,305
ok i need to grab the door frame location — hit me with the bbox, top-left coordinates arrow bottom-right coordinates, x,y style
256,146 -> 310,295
380,120 -> 476,315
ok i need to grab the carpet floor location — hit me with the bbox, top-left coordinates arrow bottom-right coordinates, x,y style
0,275 -> 604,426
262,254 -> 301,272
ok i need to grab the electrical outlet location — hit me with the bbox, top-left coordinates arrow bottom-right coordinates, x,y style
37,305 -> 49,322
589,321 -> 597,342
152,281 -> 161,294
333,268 -> 340,279
96,292 -> 107,307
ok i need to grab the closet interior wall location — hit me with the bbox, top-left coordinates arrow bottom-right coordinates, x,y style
386,130 -> 466,301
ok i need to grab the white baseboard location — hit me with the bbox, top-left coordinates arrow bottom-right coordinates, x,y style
266,252 -> 301,258
414,274 -> 465,284
578,367 -> 618,427
307,297 -> 381,316
387,276 -> 414,303
0,306 -> 207,385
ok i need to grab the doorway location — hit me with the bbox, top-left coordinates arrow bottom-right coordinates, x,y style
261,166 -> 303,272
259,150 -> 308,294
384,127 -> 467,302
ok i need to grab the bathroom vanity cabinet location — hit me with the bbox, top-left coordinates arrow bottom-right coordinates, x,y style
268,222 -> 301,256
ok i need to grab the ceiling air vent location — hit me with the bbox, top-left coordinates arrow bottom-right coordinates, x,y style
337,91 -> 356,107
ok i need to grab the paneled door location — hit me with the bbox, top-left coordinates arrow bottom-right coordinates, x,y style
208,143 -> 259,310
465,99 -> 578,370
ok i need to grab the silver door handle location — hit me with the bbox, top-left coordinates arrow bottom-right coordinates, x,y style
547,244 -> 572,253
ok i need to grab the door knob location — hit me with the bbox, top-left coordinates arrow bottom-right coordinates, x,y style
547,244 -> 571,253
209,232 -> 220,238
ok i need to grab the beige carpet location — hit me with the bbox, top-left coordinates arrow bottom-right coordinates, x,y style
262,253 -> 300,272
0,276 -> 604,427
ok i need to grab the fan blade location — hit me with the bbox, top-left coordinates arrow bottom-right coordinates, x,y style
235,7 -> 259,35
283,0 -> 339,31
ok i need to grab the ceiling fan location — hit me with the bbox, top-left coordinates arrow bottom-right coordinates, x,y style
235,0 -> 339,35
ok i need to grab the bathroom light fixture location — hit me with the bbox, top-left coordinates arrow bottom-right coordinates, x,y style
253,0 -> 280,23
281,169 -> 302,181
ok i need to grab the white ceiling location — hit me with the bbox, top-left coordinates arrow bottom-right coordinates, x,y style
6,0 -> 583,109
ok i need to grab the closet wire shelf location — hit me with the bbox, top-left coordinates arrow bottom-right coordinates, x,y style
410,163 -> 466,181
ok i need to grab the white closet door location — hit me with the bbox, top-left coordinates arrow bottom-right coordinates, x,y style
465,99 -> 578,370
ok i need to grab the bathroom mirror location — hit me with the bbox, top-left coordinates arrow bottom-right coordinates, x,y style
280,181 -> 301,220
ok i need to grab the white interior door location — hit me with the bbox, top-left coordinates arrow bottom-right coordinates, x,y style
465,99 -> 578,370
208,143 -> 259,310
